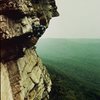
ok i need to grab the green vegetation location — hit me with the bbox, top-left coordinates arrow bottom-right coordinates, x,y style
44,62 -> 100,100
37,39 -> 100,100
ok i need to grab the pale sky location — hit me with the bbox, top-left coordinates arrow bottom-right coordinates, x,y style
42,0 -> 100,38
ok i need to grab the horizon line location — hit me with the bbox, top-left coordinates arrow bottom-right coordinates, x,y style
41,37 -> 100,39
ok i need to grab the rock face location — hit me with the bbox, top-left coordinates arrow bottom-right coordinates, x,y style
1,48 -> 52,100
0,0 -> 59,100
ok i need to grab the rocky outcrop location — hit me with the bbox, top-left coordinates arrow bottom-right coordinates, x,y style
0,0 -> 59,100
1,47 -> 52,100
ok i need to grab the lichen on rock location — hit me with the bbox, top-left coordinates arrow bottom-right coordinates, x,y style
0,0 -> 59,100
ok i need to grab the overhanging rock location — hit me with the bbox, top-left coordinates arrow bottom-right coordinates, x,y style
0,0 -> 59,100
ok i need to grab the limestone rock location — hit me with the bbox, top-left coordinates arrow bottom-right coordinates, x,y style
0,0 -> 59,100
1,48 -> 52,100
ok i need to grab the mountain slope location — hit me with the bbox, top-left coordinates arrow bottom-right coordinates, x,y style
36,38 -> 100,100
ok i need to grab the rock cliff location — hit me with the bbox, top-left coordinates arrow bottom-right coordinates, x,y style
0,0 -> 59,100
1,47 -> 52,100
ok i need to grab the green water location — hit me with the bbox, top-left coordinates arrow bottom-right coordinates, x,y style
36,39 -> 100,100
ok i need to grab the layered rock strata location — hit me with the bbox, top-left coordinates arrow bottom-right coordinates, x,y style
1,48 -> 52,100
0,0 -> 59,100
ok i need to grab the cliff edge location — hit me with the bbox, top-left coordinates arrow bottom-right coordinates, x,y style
1,47 -> 52,100
0,0 -> 59,100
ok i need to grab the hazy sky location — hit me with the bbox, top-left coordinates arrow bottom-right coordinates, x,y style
42,0 -> 100,38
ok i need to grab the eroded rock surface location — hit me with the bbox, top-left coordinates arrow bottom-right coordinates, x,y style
1,48 -> 52,100
0,0 -> 59,100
